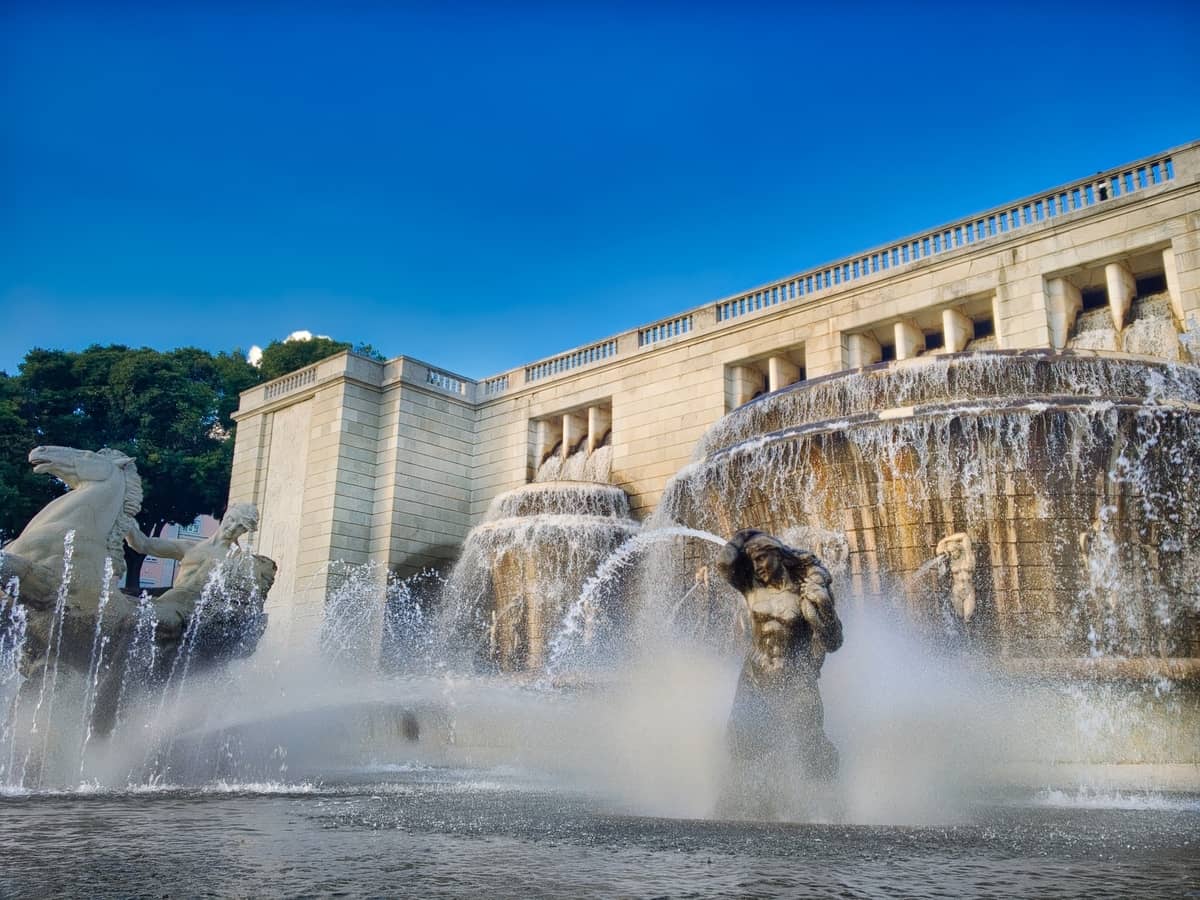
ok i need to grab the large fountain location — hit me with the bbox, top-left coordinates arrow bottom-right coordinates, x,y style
659,350 -> 1200,659
2,351 -> 1199,895
644,349 -> 1200,769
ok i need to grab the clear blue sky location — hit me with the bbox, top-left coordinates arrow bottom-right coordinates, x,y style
2,1 -> 1197,378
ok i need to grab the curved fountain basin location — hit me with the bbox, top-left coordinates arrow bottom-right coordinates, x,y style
485,481 -> 632,519
693,349 -> 1200,459
446,481 -> 640,672
660,350 -> 1200,665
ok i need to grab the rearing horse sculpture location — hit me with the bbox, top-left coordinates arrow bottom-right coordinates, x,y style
3,446 -> 141,613
1,445 -> 275,735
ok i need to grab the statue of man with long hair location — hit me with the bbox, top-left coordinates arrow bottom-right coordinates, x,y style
717,528 -> 843,779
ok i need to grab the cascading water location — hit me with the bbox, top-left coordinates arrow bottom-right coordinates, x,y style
648,349 -> 1200,768
0,538 -> 283,792
440,481 -> 639,672
2,350 -> 1197,834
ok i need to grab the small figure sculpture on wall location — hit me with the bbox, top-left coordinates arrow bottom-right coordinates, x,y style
935,532 -> 976,623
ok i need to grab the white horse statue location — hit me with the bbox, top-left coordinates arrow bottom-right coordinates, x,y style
1,445 -> 274,734
3,446 -> 141,613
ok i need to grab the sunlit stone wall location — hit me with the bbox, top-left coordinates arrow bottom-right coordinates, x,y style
229,141 -> 1200,647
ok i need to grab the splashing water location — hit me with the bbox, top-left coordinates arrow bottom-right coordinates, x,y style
544,526 -> 726,677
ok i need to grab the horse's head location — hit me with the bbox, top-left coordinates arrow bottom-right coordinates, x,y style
29,445 -> 136,489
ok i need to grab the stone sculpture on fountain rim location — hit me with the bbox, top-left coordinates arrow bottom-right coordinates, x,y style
124,502 -> 275,645
0,446 -> 275,720
716,528 -> 844,782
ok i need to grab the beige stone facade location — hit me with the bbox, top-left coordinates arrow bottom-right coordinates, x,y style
230,141 -> 1200,647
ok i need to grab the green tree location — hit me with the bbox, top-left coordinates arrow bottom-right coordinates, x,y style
0,372 -> 56,538
257,337 -> 348,381
257,337 -> 384,381
0,345 -> 263,589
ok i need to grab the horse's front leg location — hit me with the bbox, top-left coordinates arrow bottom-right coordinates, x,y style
0,553 -> 64,612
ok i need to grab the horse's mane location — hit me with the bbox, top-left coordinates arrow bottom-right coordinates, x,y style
96,448 -> 143,580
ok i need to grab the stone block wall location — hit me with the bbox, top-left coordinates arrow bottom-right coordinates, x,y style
230,140 -> 1200,648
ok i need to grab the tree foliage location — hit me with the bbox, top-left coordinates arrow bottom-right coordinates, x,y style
1,335 -> 384,552
0,345 -> 261,544
257,337 -> 384,381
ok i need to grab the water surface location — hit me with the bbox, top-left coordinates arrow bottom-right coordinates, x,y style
2,768 -> 1197,899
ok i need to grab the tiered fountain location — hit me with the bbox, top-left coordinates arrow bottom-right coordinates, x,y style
442,446 -> 638,672
649,348 -> 1200,766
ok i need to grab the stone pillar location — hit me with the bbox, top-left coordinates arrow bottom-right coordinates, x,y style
1105,261 -> 1136,331
727,365 -> 763,409
846,333 -> 881,368
535,418 -> 562,465
767,356 -> 801,392
562,411 -> 588,459
587,405 -> 612,453
1045,277 -> 1083,350
942,308 -> 974,353
894,320 -> 926,360
1163,247 -> 1185,324
802,328 -> 842,378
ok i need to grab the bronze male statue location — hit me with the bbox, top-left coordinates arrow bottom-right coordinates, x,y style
717,528 -> 843,779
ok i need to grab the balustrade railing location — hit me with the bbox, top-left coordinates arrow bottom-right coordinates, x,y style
638,314 -> 693,347
426,367 -> 468,395
263,365 -> 318,400
714,153 -> 1175,323
482,374 -> 509,396
525,339 -> 618,383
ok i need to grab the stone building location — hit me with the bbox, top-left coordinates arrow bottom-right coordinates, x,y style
229,140 -> 1200,647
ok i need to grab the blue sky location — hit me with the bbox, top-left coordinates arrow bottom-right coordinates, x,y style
2,1 -> 1198,378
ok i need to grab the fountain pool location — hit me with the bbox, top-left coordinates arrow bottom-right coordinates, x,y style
2,351 -> 1199,897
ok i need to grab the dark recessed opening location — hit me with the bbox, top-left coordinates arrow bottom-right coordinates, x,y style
880,344 -> 897,362
1135,272 -> 1167,296
925,331 -> 945,351
1080,288 -> 1107,312
972,317 -> 995,340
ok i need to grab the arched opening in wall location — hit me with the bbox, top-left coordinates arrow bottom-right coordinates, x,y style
724,343 -> 806,410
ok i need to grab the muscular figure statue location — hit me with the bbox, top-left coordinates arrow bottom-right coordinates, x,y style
717,528 -> 843,779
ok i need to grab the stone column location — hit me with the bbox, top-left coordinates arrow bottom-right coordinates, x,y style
767,356 -> 801,392
894,320 -> 926,360
942,308 -> 974,353
1105,261 -> 1136,330
1163,247 -> 1185,324
846,333 -> 881,369
1045,278 -> 1083,350
535,418 -> 562,465
562,411 -> 588,459
587,405 -> 612,453
727,365 -> 763,409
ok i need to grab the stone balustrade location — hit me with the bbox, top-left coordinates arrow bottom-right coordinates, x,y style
263,364 -> 318,400
241,144 -> 1192,408
425,366 -> 468,396
638,314 -> 694,347
713,153 -> 1176,325
524,338 -> 619,384
482,374 -> 509,396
